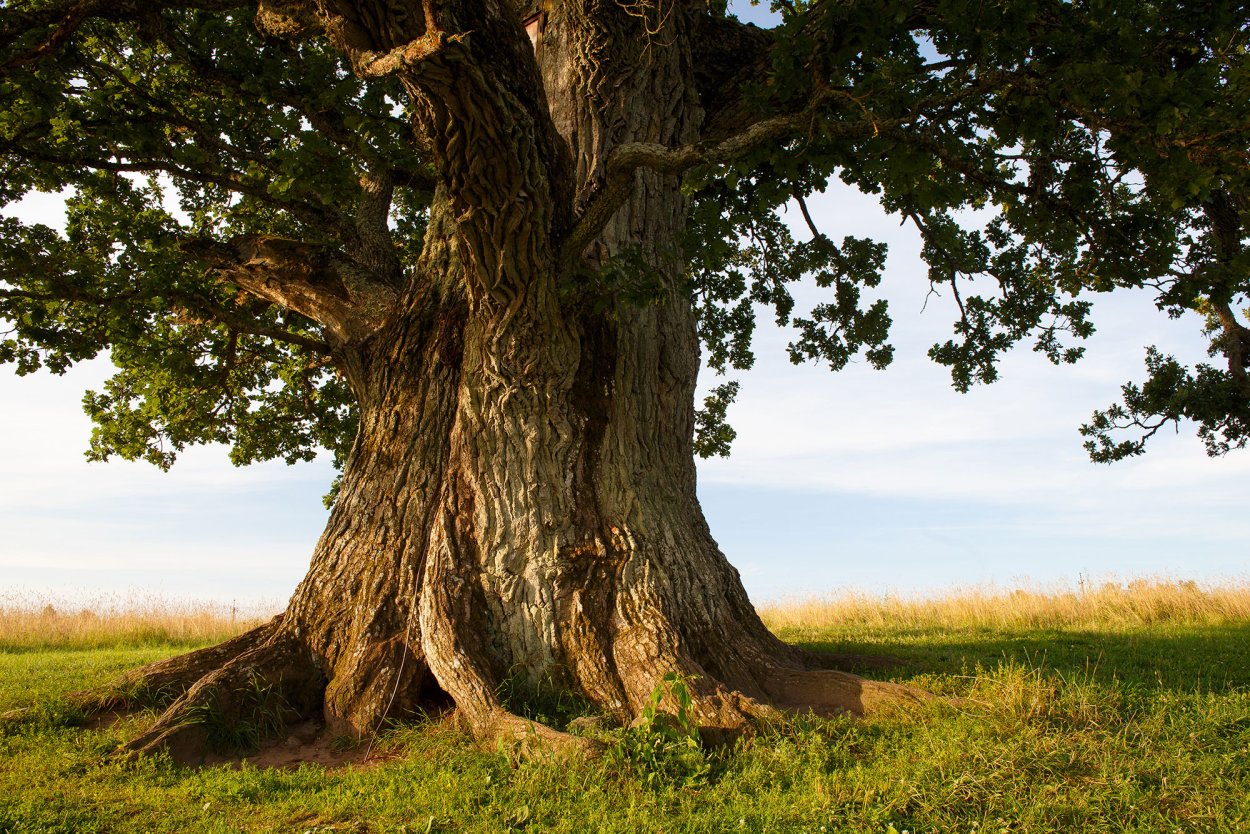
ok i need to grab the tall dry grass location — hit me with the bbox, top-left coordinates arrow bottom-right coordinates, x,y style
4,579 -> 1248,651
758,578 -> 1250,632
0,592 -> 277,651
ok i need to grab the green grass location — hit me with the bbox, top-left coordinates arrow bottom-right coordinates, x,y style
3,617 -> 1249,832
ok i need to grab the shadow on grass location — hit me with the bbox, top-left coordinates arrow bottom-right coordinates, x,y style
791,621 -> 1250,693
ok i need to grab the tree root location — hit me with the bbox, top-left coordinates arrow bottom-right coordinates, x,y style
121,634 -> 322,764
762,667 -> 933,718
469,708 -> 606,759
70,617 -> 285,714
607,662 -> 931,753
56,610 -> 930,765
68,653 -> 931,764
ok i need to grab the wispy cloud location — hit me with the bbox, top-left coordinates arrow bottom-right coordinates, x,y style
2,160 -> 1244,602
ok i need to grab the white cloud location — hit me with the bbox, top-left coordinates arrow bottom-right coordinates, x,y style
2,161 -> 1245,603
693,183 -> 1249,595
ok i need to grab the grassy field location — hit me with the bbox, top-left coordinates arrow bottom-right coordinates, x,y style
2,580 -> 1248,833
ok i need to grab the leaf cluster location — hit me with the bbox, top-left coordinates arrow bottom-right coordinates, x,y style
688,0 -> 1248,458
1,7 -> 428,478
1,0 -> 1247,476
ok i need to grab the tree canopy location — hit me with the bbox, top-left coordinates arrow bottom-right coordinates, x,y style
2,0 -> 1247,475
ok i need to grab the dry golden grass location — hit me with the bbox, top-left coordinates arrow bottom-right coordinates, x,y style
0,592 -> 276,651
758,577 -> 1250,632
4,579 -> 1248,651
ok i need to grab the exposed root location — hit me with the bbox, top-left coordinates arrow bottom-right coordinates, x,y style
321,631 -> 442,739
52,633 -> 932,766
664,675 -> 777,736
763,668 -> 933,718
607,637 -> 932,750
470,708 -> 606,759
71,617 -> 284,714
46,576 -> 929,767
123,634 -> 322,764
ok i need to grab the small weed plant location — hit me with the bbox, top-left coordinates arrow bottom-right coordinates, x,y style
608,672 -> 710,787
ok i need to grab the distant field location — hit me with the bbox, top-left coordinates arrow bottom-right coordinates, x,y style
758,577 -> 1250,631
0,592 -> 277,652
2,580 -> 1248,833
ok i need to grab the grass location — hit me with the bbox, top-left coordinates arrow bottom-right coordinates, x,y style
757,577 -> 1250,632
0,592 -> 275,653
2,579 -> 1249,833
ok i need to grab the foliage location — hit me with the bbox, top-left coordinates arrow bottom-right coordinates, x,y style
606,672 -> 711,787
0,7 -> 409,475
1,1 -> 1247,475
689,0 -> 1250,458
692,379 -> 739,458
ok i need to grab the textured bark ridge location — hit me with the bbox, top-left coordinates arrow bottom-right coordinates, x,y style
89,1 -> 926,761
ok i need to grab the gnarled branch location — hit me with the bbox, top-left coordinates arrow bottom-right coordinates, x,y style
180,235 -> 399,346
559,93 -> 897,275
352,30 -> 468,78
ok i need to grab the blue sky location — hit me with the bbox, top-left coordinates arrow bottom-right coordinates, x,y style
2,15 -> 1247,608
696,183 -> 1250,599
3,183 -> 1247,608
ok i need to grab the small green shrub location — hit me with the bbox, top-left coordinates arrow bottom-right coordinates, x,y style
607,672 -> 710,787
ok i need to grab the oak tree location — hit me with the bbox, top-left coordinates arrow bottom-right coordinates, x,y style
2,0 -> 1246,757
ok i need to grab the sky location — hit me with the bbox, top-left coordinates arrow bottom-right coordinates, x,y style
696,187 -> 1250,599
2,15 -> 1247,609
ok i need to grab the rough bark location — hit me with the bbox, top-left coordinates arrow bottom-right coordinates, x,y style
87,1 -> 925,761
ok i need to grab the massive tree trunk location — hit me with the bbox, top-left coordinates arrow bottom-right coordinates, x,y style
95,1 -> 922,759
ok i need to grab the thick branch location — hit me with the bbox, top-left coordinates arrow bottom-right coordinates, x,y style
1206,193 -> 1249,384
352,31 -> 467,78
294,0 -> 451,80
180,235 -> 399,346
559,95 -> 895,274
179,295 -> 332,355
2,262 -> 331,355
1213,302 -> 1250,386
